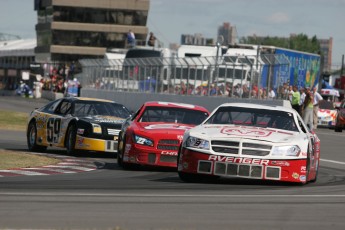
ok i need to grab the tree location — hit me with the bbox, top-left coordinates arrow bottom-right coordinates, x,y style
239,33 -> 321,54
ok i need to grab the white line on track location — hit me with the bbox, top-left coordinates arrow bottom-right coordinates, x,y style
0,193 -> 345,198
315,131 -> 345,137
0,170 -> 47,176
320,158 -> 345,165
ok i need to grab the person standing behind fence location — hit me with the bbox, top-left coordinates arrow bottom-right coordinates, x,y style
279,83 -> 287,99
127,30 -> 136,48
303,90 -> 314,131
147,32 -> 156,47
268,87 -> 276,99
299,87 -> 306,116
287,85 -> 293,102
312,87 -> 323,129
290,85 -> 300,113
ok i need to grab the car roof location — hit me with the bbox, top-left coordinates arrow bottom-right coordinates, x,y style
216,102 -> 297,114
143,101 -> 209,112
66,97 -> 116,103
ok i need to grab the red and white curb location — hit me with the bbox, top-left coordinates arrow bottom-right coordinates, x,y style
0,157 -> 97,177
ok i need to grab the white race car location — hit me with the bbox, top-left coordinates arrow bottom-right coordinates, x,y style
178,103 -> 320,184
317,100 -> 337,128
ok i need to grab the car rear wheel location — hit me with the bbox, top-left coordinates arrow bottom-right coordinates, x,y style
66,124 -> 77,155
27,121 -> 47,152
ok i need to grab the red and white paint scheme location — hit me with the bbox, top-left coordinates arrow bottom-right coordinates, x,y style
318,107 -> 337,127
117,101 -> 209,168
178,103 -> 320,184
317,100 -> 338,128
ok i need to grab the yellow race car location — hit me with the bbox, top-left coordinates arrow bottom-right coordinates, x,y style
27,97 -> 131,154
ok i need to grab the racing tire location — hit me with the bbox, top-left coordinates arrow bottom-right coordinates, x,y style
117,134 -> 135,170
176,146 -> 217,183
305,144 -> 318,184
117,133 -> 125,167
27,121 -> 47,152
309,159 -> 319,183
66,123 -> 77,155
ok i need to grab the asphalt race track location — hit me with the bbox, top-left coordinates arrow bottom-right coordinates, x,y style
1,96 -> 345,230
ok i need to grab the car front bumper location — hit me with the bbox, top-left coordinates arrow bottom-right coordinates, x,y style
178,148 -> 309,183
123,143 -> 178,168
75,135 -> 118,152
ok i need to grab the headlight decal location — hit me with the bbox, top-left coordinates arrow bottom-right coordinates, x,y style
186,136 -> 210,150
134,135 -> 154,147
271,145 -> 301,156
92,123 -> 102,134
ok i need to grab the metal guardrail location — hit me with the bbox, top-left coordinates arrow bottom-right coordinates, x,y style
78,54 -> 290,99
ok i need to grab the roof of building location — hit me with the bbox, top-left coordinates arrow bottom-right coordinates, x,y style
0,39 -> 36,57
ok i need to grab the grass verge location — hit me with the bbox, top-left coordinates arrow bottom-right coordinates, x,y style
0,149 -> 61,170
0,110 -> 28,131
0,111 -> 61,170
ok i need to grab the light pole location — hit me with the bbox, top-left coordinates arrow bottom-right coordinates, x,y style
213,35 -> 223,96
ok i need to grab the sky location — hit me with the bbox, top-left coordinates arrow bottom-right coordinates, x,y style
1,0 -> 344,67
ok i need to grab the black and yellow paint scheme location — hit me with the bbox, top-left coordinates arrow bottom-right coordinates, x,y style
26,97 -> 131,154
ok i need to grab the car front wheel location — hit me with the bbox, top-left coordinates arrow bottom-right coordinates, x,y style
117,134 -> 137,170
305,144 -> 318,184
177,146 -> 218,183
27,121 -> 47,152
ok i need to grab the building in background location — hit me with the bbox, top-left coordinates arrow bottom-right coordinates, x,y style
179,22 -> 237,47
319,37 -> 333,73
34,0 -> 150,62
180,34 -> 213,46
0,38 -> 36,90
217,22 -> 237,46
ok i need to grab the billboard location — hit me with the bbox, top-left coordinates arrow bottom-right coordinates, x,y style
274,48 -> 320,89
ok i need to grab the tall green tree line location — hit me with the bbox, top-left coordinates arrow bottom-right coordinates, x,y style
239,33 -> 321,54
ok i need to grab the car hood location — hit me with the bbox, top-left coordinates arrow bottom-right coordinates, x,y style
137,122 -> 194,135
80,115 -> 126,125
188,124 -> 303,144
318,109 -> 337,118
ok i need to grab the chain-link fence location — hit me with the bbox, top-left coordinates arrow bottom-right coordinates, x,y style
78,54 -> 290,99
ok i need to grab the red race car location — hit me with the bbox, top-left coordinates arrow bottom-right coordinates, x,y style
117,101 -> 210,168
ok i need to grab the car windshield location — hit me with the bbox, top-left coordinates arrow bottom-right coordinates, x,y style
340,101 -> 345,109
139,106 -> 208,125
73,101 -> 130,118
319,100 -> 334,110
204,106 -> 298,132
